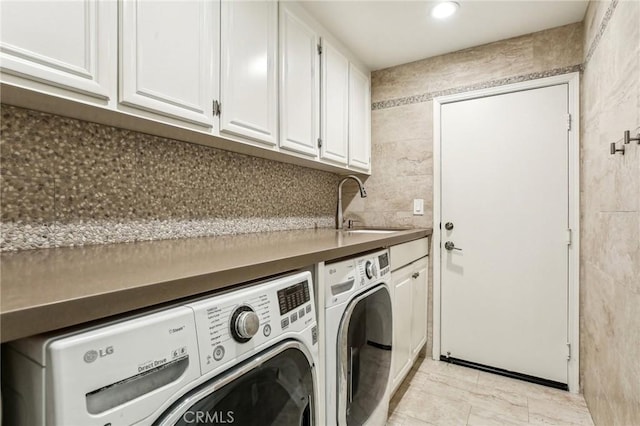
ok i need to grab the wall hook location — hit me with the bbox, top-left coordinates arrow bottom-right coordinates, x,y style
624,130 -> 640,145
610,142 -> 625,155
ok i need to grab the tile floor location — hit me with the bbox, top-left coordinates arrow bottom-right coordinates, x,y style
387,357 -> 594,426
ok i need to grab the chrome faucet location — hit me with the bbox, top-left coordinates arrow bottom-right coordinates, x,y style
336,175 -> 367,229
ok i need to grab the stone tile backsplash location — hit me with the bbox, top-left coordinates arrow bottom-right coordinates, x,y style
0,105 -> 340,251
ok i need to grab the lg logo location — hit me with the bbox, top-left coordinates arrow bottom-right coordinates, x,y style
84,346 -> 114,363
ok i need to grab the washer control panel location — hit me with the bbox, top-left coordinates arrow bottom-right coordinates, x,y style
187,271 -> 316,375
325,249 -> 390,307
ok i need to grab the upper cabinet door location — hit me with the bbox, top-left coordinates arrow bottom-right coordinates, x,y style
320,40 -> 349,166
279,5 -> 319,157
0,0 -> 115,100
220,1 -> 278,146
119,0 -> 218,128
348,64 -> 371,172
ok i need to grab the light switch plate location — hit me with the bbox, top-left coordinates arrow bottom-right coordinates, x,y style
413,199 -> 424,215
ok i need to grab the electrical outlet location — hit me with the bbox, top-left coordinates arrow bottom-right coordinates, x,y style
413,199 -> 424,215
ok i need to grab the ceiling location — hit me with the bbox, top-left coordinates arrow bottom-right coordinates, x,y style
300,1 -> 589,71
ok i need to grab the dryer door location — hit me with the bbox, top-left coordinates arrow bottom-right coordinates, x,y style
337,284 -> 393,425
155,341 -> 315,426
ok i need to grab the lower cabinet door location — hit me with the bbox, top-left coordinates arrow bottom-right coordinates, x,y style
391,264 -> 413,390
411,257 -> 429,358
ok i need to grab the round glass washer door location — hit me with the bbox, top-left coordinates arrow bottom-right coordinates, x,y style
155,340 -> 315,426
338,284 -> 392,425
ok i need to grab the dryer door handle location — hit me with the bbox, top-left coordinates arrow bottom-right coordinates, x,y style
300,395 -> 311,426
348,347 -> 354,403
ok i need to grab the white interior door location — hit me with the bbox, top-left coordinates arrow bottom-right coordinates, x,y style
440,84 -> 569,384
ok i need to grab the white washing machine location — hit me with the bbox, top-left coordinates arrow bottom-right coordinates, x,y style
1,271 -> 319,426
324,250 -> 393,426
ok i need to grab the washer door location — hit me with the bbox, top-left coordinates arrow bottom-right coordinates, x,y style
155,341 -> 315,426
337,284 -> 392,425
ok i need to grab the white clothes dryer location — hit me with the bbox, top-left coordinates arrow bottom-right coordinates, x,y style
324,250 -> 393,426
2,271 -> 319,426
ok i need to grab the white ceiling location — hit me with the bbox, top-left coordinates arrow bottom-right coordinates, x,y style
300,1 -> 589,71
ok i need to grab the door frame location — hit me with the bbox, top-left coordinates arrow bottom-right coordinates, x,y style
431,72 -> 580,392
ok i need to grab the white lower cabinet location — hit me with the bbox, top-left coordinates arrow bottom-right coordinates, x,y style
391,264 -> 414,388
390,238 -> 429,394
411,257 -> 428,358
119,0 -> 218,128
0,0 -> 115,100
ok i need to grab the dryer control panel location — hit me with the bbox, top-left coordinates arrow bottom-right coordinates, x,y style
325,249 -> 390,308
187,271 -> 316,376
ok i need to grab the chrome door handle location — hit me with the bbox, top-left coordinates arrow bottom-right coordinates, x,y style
444,241 -> 462,251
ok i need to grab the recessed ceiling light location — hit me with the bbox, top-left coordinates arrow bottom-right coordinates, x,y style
431,1 -> 460,19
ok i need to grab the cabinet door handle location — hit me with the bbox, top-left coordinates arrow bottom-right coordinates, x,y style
412,272 -> 420,279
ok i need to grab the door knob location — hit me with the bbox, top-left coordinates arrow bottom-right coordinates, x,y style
444,241 -> 462,251
444,222 -> 454,230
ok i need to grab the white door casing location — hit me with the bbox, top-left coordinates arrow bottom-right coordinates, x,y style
119,0 -> 217,127
433,73 -> 580,391
220,0 -> 278,145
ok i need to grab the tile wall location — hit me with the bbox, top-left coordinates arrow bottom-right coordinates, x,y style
0,106 -> 340,251
347,22 -> 584,355
580,1 -> 640,424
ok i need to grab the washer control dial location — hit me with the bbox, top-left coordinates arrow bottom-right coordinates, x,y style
230,306 -> 259,342
365,260 -> 374,279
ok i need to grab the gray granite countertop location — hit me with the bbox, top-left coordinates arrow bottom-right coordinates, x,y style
0,227 -> 431,342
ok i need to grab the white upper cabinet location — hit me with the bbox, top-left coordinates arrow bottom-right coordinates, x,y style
320,39 -> 349,166
220,1 -> 278,146
279,4 -> 320,157
119,0 -> 218,128
0,0 -> 115,100
2,0 -> 371,174
348,64 -> 371,172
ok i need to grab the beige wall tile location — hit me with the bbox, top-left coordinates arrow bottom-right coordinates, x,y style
372,23 -> 583,103
580,1 -> 640,424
